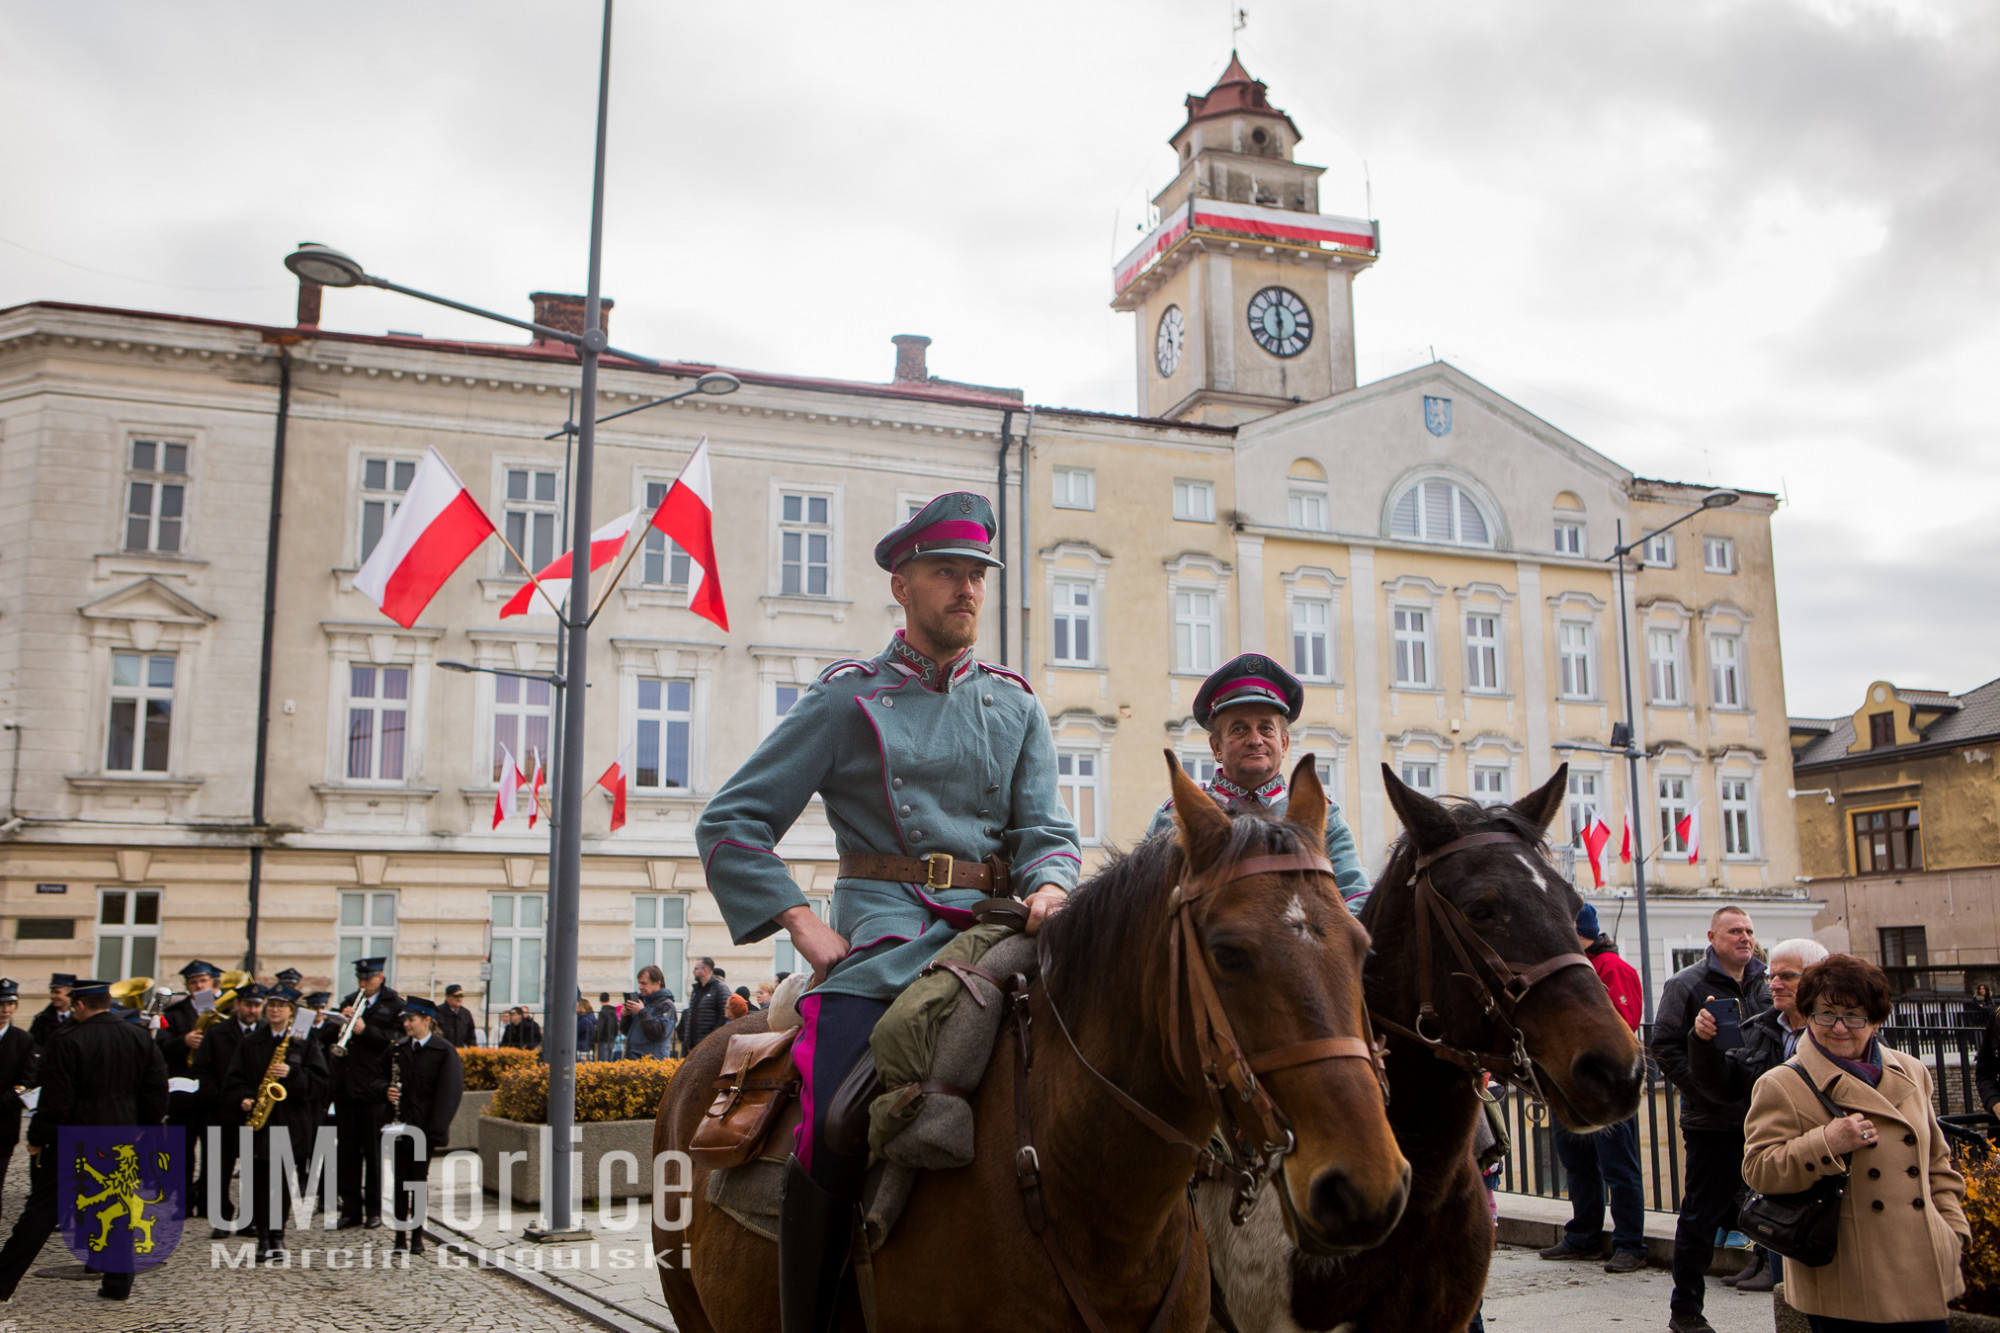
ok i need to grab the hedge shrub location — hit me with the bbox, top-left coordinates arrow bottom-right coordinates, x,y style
1958,1147 -> 2000,1315
487,1055 -> 682,1125
460,1046 -> 542,1092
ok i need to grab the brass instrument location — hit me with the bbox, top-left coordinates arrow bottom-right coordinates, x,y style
331,990 -> 372,1059
194,970 -> 255,1032
109,976 -> 154,1007
245,1031 -> 293,1131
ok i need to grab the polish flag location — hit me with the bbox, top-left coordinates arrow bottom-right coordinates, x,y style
493,745 -> 525,830
1581,816 -> 1612,889
596,742 -> 634,832
499,507 -> 643,618
527,749 -> 544,830
353,447 -> 495,628
1677,803 -> 1703,865
1619,812 -> 1633,864
649,437 -> 728,631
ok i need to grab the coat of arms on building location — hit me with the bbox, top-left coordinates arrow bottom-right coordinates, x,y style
58,1126 -> 185,1272
1424,396 -> 1453,437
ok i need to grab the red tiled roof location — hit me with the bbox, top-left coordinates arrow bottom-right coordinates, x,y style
1180,51 -> 1301,137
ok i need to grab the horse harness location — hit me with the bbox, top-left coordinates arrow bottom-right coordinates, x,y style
1366,830 -> 1593,1101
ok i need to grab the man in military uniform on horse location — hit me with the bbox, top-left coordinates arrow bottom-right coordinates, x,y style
696,492 -> 1081,1333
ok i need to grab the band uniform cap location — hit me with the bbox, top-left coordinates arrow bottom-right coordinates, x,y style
275,967 -> 304,986
267,984 -> 302,1004
68,978 -> 114,998
403,995 -> 440,1019
234,982 -> 270,1001
51,973 -> 77,989
444,983 -> 464,996
354,957 -> 386,976
179,960 -> 222,979
1192,653 -> 1304,728
873,492 -> 1003,571
304,991 -> 332,1009
0,978 -> 17,1001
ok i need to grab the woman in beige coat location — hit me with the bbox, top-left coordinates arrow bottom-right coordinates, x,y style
1743,955 -> 1969,1331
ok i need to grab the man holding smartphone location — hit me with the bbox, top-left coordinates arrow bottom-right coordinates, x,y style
1650,906 -> 1771,1333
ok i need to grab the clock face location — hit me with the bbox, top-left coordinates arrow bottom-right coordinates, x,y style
1246,286 -> 1313,358
1155,305 -> 1185,378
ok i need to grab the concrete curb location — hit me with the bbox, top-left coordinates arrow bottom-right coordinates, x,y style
422,1224 -> 675,1333
1495,1191 -> 1758,1277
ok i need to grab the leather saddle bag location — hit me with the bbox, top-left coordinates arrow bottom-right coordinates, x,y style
689,1029 -> 801,1170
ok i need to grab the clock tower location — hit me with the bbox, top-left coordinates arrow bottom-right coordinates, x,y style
1112,55 -> 1379,426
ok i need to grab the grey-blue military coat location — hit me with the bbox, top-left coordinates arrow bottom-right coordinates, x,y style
696,638 -> 1082,1002
1145,774 -> 1372,913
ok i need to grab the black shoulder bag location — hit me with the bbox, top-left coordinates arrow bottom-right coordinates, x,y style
1737,1063 -> 1852,1267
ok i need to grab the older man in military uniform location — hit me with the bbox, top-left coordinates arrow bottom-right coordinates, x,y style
331,957 -> 402,1229
697,491 -> 1080,1333
1144,652 -> 1371,910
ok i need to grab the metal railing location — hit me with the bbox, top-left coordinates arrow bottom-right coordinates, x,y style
1495,1022 -> 1987,1211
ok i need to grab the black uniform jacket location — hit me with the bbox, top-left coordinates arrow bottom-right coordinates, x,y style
27,1003 -> 72,1047
28,1010 -> 169,1150
0,1025 -> 38,1143
223,1024 -> 330,1161
391,1036 -> 464,1152
157,994 -> 206,1079
330,985 -> 404,1101
435,1004 -> 477,1050
189,1019 -> 259,1124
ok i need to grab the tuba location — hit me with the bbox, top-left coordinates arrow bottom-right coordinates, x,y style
109,976 -> 154,1008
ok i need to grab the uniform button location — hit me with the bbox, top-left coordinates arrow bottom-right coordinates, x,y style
1912,1198 -> 1926,1210
1868,1168 -> 1881,1179
987,784 -> 1000,793
882,697 -> 895,709
978,809 -> 989,817
1908,1166 -> 1921,1178
910,830 -> 924,842
986,828 -> 1002,839
899,804 -> 912,816
1805,1162 -> 1815,1171
983,694 -> 994,706
1871,1200 -> 1884,1212
1821,1156 -> 1832,1165
893,778 -> 904,790
1905,1133 -> 1917,1146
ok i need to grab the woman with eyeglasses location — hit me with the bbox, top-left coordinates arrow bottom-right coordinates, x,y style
1742,955 -> 1969,1331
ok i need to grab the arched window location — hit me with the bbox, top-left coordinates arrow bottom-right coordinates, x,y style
1389,479 -> 1493,547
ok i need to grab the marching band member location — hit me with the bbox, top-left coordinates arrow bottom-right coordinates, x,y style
384,997 -> 463,1256
190,981 -> 264,1237
158,959 -> 221,1216
26,973 -> 73,1046
0,979 -> 36,1222
222,984 -> 327,1264
331,958 -> 402,1229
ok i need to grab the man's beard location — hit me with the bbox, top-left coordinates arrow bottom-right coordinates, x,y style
915,603 -> 980,655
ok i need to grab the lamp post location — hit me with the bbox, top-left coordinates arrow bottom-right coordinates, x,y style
284,0 -> 736,1239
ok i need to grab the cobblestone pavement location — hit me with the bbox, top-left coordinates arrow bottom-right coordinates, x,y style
0,1151 -> 614,1333
1480,1243 -> 1776,1332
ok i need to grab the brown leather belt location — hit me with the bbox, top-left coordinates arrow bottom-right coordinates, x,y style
838,852 -> 1007,892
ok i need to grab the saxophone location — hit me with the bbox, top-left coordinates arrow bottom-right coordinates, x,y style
245,1032 -> 293,1131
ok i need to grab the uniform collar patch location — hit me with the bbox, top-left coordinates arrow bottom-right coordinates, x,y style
887,632 -> 975,693
1209,772 -> 1287,807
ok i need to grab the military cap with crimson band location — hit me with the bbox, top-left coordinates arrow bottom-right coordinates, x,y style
1192,653 -> 1305,729
873,492 -> 1004,572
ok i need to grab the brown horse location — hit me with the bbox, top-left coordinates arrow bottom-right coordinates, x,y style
1204,763 -> 1645,1332
654,753 -> 1409,1332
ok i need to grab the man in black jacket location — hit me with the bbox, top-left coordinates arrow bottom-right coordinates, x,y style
677,958 -> 731,1056
1649,905 -> 1770,1333
0,977 -> 169,1303
435,985 -> 478,1049
156,960 -> 221,1216
384,997 -> 464,1255
622,967 -> 678,1060
0,978 -> 38,1221
189,984 -> 263,1235
26,972 -> 73,1047
330,957 -> 403,1229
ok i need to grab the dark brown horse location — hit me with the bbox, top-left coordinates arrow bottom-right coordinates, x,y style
1204,763 -> 1645,1332
654,754 -> 1409,1332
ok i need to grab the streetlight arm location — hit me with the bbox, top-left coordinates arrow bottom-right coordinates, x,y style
544,383 -> 700,440
363,275 -> 583,346
1606,505 -> 1702,562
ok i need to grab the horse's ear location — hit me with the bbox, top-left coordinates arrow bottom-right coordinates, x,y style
1164,748 -> 1230,865
1510,762 -> 1569,837
1381,762 -> 1459,854
1285,753 -> 1328,841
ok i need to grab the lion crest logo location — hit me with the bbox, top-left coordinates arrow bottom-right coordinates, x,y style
59,1127 -> 184,1272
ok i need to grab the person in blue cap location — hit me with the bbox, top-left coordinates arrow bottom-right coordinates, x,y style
189,978 -> 263,1235
27,973 -> 74,1047
158,959 -> 223,1216
0,979 -> 34,1223
331,957 -> 402,1230
384,996 -> 463,1255
697,490 -> 1080,1333
1143,652 -> 1371,910
223,984 -> 327,1263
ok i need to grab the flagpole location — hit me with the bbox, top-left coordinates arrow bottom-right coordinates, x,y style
585,511 -> 651,624
487,522 -> 571,621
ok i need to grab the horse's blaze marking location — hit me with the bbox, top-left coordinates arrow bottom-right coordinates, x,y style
1513,852 -> 1557,894
1285,894 -> 1311,936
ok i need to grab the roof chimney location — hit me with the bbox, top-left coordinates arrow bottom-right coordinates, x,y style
529,292 -> 614,347
892,334 -> 931,383
295,276 -> 323,329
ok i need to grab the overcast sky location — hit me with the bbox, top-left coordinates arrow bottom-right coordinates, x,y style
3,0 -> 1994,718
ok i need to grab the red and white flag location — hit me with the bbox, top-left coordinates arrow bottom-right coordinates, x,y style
1619,812 -> 1633,864
353,447 -> 495,629
493,744 -> 525,830
1581,816 -> 1612,889
499,507 -> 643,618
648,437 -> 728,631
596,742 -> 634,832
527,748 -> 544,829
1677,802 -> 1703,865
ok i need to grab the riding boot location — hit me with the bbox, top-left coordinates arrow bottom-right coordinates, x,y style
779,1156 -> 852,1333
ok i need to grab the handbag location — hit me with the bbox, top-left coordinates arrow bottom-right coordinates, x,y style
688,1029 -> 801,1170
1737,1063 -> 1852,1267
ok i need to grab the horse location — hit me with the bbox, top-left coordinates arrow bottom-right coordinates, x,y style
1203,762 -> 1646,1333
654,752 -> 1410,1332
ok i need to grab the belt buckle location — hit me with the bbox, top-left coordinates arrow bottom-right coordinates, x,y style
924,853 -> 954,890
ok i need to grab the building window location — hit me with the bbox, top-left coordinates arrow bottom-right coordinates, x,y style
1720,778 -> 1756,857
488,891 -> 543,1009
95,888 -> 160,980
774,684 -> 802,719
1657,775 -> 1691,855
1056,750 -> 1101,844
337,890 -> 397,986
634,894 -> 689,998
1178,753 -> 1218,785
779,492 -> 831,596
123,438 -> 189,554
1566,770 -> 1600,844
1671,947 -> 1706,973
1709,635 -> 1743,708
1553,521 -> 1585,556
503,467 -> 560,575
492,674 -> 554,782
1051,580 -> 1095,667
1558,623 -> 1594,699
1471,766 -> 1509,806
642,480 -> 692,587
1702,536 -> 1736,574
345,665 -> 409,781
1053,468 -> 1095,510
1288,489 -> 1328,531
636,677 -> 693,790
1647,629 -> 1682,705
1641,532 -> 1675,567
1173,589 -> 1218,674
1173,478 -> 1216,523
359,456 -> 416,562
1389,480 -> 1492,547
1400,762 -> 1437,794
1853,806 -> 1922,874
106,651 -> 175,773
773,896 -> 829,977
1879,925 -> 1928,969
1464,613 -> 1502,692
1291,598 -> 1332,682
1392,607 -> 1431,687
1868,712 -> 1896,747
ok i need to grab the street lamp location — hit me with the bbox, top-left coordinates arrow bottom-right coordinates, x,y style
542,370 -> 740,440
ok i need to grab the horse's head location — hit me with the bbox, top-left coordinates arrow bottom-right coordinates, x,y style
1370,762 -> 1643,1132
1166,752 -> 1410,1257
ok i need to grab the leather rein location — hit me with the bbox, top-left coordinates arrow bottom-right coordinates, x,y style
1007,847 -> 1385,1333
1366,830 -> 1593,1103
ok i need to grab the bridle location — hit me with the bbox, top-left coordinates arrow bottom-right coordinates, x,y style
1007,842 -> 1386,1333
1367,830 -> 1593,1103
